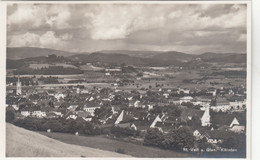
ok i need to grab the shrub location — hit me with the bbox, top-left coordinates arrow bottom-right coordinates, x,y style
144,128 -> 164,147
115,148 -> 126,154
6,109 -> 15,123
111,126 -> 136,137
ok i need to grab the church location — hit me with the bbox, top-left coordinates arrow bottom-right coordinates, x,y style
201,106 -> 211,127
16,75 -> 22,95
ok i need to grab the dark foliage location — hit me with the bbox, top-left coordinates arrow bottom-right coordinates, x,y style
144,127 -> 195,151
6,108 -> 15,123
12,118 -> 108,136
110,126 -> 138,137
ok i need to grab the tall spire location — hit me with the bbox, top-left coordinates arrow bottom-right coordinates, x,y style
201,106 -> 211,126
16,74 -> 22,95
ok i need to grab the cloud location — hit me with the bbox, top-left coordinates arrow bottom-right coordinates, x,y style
7,3 -> 247,54
9,32 -> 40,47
85,5 -> 167,40
59,33 -> 73,41
8,5 -> 45,29
8,31 -> 72,49
8,4 -> 71,31
167,4 -> 246,30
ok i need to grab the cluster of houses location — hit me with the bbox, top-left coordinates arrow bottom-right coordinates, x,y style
6,76 -> 247,147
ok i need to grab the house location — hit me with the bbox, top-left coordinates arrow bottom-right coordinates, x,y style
147,104 -> 153,111
180,96 -> 193,104
66,112 -> 77,120
230,125 -> 245,133
99,113 -> 115,124
111,106 -> 118,114
134,100 -> 141,108
192,129 -> 211,140
47,90 -> 56,96
54,93 -> 65,101
229,100 -> 246,111
229,117 -> 240,127
46,112 -> 59,119
168,98 -> 180,105
67,104 -> 79,111
11,105 -> 19,111
150,115 -> 162,128
180,108 -> 204,122
211,105 -> 230,112
193,130 -> 205,140
229,117 -> 245,133
178,88 -> 190,94
83,105 -> 100,116
105,68 -> 122,72
32,110 -> 46,118
192,97 -> 211,107
130,123 -> 137,130
163,93 -> 169,98
114,110 -> 133,124
21,107 -> 33,117
77,111 -> 92,118
53,101 -> 63,109
115,110 -> 124,124
116,122 -> 138,131
206,130 -> 234,144
20,106 -> 46,118
150,114 -> 168,129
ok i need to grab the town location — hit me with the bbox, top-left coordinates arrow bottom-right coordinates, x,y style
6,52 -> 247,157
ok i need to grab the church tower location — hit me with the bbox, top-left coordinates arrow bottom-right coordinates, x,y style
201,106 -> 211,126
16,75 -> 22,95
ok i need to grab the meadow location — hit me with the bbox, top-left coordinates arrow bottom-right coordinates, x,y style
6,123 -> 129,157
39,131 -> 192,158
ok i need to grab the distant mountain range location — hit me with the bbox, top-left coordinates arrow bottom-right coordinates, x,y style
7,47 -> 246,65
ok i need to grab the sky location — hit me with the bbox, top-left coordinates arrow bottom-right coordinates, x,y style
7,3 -> 247,54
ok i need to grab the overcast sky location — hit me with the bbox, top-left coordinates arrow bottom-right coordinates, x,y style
7,3 -> 247,54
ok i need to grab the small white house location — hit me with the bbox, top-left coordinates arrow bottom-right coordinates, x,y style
83,106 -> 100,116
21,111 -> 30,117
180,96 -> 193,104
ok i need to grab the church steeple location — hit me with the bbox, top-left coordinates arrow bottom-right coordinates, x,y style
16,74 -> 22,95
201,106 -> 211,127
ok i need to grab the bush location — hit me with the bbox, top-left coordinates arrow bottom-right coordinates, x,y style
144,127 -> 195,151
144,128 -> 164,147
115,148 -> 126,154
111,126 -> 136,137
6,109 -> 15,123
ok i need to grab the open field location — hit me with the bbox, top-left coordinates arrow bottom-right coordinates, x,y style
38,131 -> 192,158
6,123 -> 130,157
29,63 -> 77,69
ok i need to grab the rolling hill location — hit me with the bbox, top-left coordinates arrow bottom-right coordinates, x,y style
99,50 -> 165,58
6,123 -> 130,157
7,47 -> 247,65
7,47 -> 78,60
151,51 -> 195,62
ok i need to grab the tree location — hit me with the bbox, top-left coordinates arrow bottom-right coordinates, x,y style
221,135 -> 246,150
197,137 -> 213,150
48,100 -> 54,108
144,128 -> 164,147
6,108 -> 15,123
94,108 -> 103,117
42,119 -> 63,132
162,127 -> 195,150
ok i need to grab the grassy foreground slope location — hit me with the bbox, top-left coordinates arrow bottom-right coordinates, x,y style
6,123 -> 130,157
